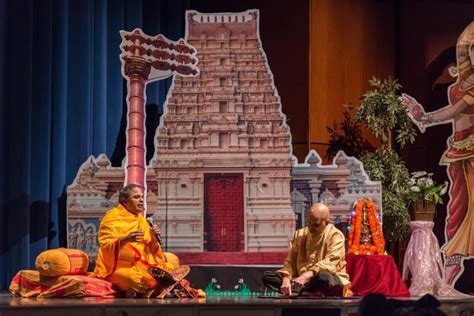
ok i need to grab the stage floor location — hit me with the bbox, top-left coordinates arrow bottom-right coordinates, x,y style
1,293 -> 474,316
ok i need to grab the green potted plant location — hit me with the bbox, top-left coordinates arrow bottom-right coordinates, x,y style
354,77 -> 417,242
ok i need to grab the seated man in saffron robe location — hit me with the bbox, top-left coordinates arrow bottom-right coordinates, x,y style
262,203 -> 352,297
92,184 -> 181,297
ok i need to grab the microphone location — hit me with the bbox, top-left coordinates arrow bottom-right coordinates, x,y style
146,217 -> 163,245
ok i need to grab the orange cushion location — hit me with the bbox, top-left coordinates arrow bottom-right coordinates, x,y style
35,248 -> 89,277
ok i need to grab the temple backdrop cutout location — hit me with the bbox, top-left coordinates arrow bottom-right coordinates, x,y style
67,10 -> 382,267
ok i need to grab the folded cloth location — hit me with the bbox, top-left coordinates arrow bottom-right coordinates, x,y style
10,270 -> 117,298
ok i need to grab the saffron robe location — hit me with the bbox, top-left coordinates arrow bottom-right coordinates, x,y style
92,204 -> 174,294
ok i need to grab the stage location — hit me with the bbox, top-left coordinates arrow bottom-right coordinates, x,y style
1,293 -> 474,316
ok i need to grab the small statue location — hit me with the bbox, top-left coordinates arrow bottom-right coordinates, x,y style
360,205 -> 372,245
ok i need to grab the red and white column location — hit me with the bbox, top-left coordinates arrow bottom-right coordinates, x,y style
124,57 -> 150,190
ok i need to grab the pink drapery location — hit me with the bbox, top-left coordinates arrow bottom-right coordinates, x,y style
403,221 -> 467,297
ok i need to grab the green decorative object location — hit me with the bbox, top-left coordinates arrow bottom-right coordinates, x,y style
203,278 -> 278,297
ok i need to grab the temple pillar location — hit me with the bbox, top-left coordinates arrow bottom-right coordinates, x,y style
124,57 -> 151,189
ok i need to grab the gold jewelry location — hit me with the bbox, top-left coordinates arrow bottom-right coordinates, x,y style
424,115 -> 433,124
459,59 -> 470,72
459,74 -> 474,91
450,134 -> 474,151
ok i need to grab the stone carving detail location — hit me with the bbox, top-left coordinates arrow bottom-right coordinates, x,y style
68,219 -> 99,255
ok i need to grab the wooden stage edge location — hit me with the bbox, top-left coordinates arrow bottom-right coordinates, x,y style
1,293 -> 474,316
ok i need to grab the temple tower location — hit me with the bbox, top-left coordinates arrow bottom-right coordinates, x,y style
150,10 -> 296,252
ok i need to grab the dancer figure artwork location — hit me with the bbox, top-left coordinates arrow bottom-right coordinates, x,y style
400,22 -> 474,287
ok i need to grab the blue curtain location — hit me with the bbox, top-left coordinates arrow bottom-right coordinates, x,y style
0,0 -> 190,290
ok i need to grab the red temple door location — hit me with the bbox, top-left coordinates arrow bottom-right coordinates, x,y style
204,174 -> 244,251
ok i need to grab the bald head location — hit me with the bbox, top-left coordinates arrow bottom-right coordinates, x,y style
307,203 -> 330,234
310,203 -> 330,219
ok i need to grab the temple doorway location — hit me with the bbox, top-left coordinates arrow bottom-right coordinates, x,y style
204,173 -> 244,251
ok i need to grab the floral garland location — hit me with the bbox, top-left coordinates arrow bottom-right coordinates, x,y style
348,198 -> 385,255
